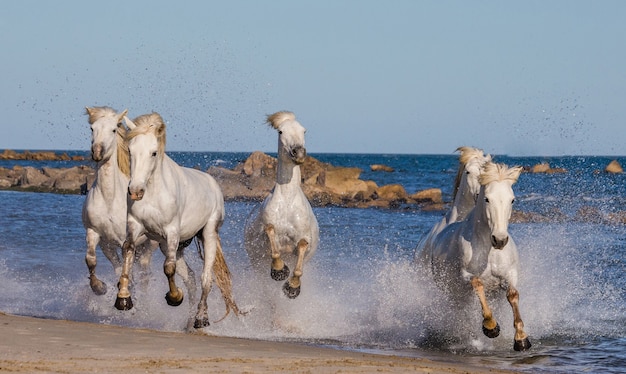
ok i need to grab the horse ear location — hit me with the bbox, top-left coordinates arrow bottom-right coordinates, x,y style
485,154 -> 493,162
85,107 -> 94,116
509,166 -> 523,182
124,115 -> 137,130
156,123 -> 166,137
117,109 -> 128,124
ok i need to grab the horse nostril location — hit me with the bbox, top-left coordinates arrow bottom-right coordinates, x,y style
491,235 -> 509,249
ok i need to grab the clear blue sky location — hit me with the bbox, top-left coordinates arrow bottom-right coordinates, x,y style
1,1 -> 625,156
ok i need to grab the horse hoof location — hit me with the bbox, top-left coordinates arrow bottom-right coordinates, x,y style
482,323 -> 500,338
282,282 -> 300,299
514,337 -> 532,351
165,290 -> 184,307
90,282 -> 107,296
114,296 -> 133,311
194,317 -> 210,329
271,265 -> 290,281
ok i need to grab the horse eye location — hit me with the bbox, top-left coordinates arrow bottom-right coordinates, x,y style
512,199 -> 515,204
112,128 -> 116,133
465,171 -> 470,175
484,197 -> 490,203
278,130 -> 283,134
151,152 -> 157,157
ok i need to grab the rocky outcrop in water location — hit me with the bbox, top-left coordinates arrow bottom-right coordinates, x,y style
0,151 -> 443,209
0,149 -> 85,161
0,165 -> 95,194
208,151 -> 443,209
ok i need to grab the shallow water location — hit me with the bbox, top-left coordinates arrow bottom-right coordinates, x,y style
0,152 -> 624,373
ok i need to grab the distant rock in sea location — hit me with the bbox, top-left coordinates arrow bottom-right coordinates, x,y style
529,162 -> 566,174
370,164 -> 394,172
0,149 -> 85,161
605,159 -> 623,174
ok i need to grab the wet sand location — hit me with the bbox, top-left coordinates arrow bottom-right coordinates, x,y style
0,312 -> 519,373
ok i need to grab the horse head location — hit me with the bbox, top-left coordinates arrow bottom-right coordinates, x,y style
454,147 -> 491,203
85,107 -> 128,163
477,162 -> 523,249
124,113 -> 166,201
267,111 -> 307,165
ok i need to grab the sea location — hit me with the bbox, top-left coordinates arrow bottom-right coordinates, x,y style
0,151 -> 624,373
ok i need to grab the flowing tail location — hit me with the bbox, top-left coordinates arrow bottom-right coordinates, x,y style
212,236 -> 245,322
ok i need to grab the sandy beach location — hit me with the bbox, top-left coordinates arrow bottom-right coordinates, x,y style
0,312 -> 518,373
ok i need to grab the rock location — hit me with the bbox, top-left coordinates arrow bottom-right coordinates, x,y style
317,168 -> 375,198
530,163 -> 550,173
0,149 -> 85,161
374,184 -> 407,201
605,160 -> 623,174
0,149 -> 20,160
49,166 -> 95,191
510,210 -> 551,223
240,151 -> 277,177
370,164 -> 394,172
410,188 -> 442,204
607,211 -> 626,224
575,206 -> 605,223
530,162 -> 566,174
19,167 -> 50,188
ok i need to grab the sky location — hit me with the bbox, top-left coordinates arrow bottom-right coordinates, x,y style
1,1 -> 625,156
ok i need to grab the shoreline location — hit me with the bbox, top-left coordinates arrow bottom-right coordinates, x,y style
0,312 -> 517,373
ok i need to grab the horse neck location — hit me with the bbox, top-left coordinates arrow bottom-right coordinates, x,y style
466,195 -> 492,248
452,178 -> 476,220
148,153 -> 175,190
275,146 -> 302,193
94,145 -> 128,199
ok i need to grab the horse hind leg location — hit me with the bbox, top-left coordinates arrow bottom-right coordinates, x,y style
175,245 -> 197,305
265,224 -> 290,281
134,240 -> 155,293
282,239 -> 308,299
507,286 -> 532,351
470,277 -> 500,338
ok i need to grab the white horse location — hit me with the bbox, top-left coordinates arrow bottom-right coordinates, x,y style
419,162 -> 531,351
82,106 -> 157,295
244,111 -> 319,299
116,112 -> 240,329
416,147 -> 490,257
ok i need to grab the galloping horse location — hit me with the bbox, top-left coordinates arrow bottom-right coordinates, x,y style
419,162 -> 531,351
116,112 -> 240,328
82,106 -> 157,295
244,111 -> 319,299
416,147 -> 490,257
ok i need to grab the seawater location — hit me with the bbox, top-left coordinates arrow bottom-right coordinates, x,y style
0,152 -> 624,373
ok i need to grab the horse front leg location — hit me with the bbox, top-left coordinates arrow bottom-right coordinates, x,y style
470,277 -> 500,338
266,224 -> 289,281
163,236 -> 184,307
114,238 -> 136,310
507,286 -> 532,351
283,239 -> 308,299
85,229 -> 107,295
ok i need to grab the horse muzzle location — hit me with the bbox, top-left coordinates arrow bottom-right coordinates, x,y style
290,146 -> 306,165
91,144 -> 103,162
491,235 -> 509,249
128,186 -> 144,201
